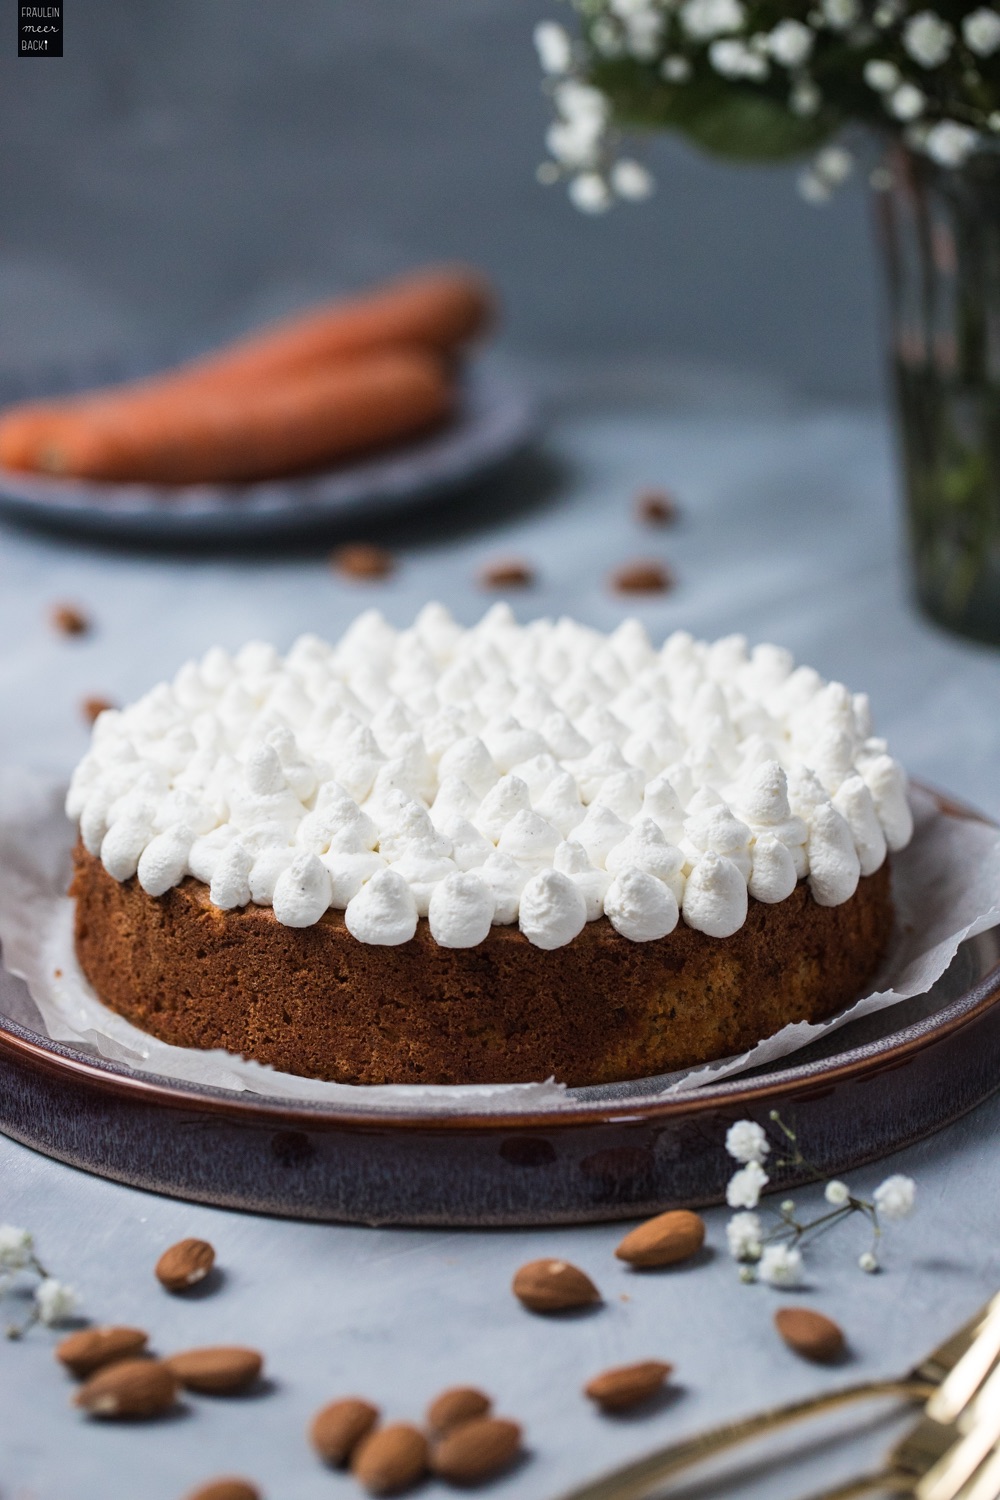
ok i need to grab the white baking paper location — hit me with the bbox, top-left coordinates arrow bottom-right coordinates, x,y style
1,765 -> 998,1111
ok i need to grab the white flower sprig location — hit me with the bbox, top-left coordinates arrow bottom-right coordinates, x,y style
0,1224 -> 78,1338
722,1113 -> 916,1287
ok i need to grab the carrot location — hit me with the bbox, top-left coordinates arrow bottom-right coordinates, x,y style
0,266 -> 492,477
12,349 -> 453,485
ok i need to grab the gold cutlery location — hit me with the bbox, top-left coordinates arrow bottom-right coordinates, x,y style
554,1294 -> 1000,1500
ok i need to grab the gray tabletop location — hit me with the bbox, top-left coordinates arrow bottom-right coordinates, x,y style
2,377 -> 1000,1500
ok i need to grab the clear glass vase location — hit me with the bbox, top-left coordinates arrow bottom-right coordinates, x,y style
875,142 -> 1000,645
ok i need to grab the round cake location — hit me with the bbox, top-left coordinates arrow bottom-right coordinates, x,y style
66,606 -> 912,1086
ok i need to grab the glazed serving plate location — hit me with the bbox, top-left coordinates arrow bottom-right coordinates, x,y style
0,791 -> 998,1229
0,361 -> 534,545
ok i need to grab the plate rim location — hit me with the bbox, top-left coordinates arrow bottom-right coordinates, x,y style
0,782 -> 996,1133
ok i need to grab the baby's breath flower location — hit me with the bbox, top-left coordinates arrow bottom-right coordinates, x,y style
859,1250 -> 879,1272
611,159 -> 655,199
726,1211 -> 764,1260
889,82 -> 926,119
822,0 -> 860,31
0,1226 -> 34,1273
790,78 -> 822,114
569,172 -> 613,212
680,0 -> 746,41
534,21 -> 574,75
725,1120 -> 771,1165
873,1173 -> 917,1220
824,1180 -> 850,1206
624,11 -> 665,58
798,169 -> 831,201
990,110 -> 1000,130
963,6 -> 1000,57
661,54 -> 693,80
873,0 -> 903,24
864,58 -> 901,91
710,37 -> 770,75
903,10 -> 955,66
591,18 -> 627,56
34,1278 -> 77,1326
815,144 -> 853,182
767,18 -> 815,65
758,1244 -> 804,1287
924,119 -> 980,164
727,1160 -> 769,1209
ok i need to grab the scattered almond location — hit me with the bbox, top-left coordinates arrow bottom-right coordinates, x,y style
775,1307 -> 846,1364
56,1324 -> 149,1378
183,1481 -> 261,1500
165,1346 -> 262,1394
584,1360 -> 674,1412
615,1209 -> 706,1269
351,1421 -> 428,1495
81,695 -> 117,725
431,1416 -> 522,1485
331,543 -> 395,580
155,1237 -> 216,1292
51,603 -> 90,636
75,1358 -> 178,1419
610,560 -> 674,595
635,489 -> 678,526
427,1385 -> 492,1435
310,1397 -> 380,1466
512,1258 -> 601,1313
478,558 -> 535,589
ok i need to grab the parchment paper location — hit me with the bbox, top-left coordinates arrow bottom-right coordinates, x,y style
1,765 -> 998,1111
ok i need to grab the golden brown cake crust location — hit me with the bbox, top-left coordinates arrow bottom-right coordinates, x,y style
70,842 -> 892,1087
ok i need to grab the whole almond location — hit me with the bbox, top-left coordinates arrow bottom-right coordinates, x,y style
615,1210 -> 706,1269
775,1307 -> 846,1364
352,1421 -> 428,1495
310,1397 -> 380,1465
426,1385 -> 492,1435
183,1481 -> 260,1500
165,1346 -> 262,1394
610,560 -> 673,595
512,1259 -> 601,1313
584,1360 -> 674,1412
75,1358 -> 178,1419
331,543 -> 395,581
56,1325 -> 149,1378
431,1416 -> 522,1484
156,1238 -> 216,1292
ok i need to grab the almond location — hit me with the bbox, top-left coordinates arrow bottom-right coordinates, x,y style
165,1346 -> 263,1394
183,1481 -> 260,1500
331,543 -> 395,580
351,1421 -> 428,1495
478,558 -> 535,589
56,1325 -> 149,1378
635,489 -> 678,526
426,1385 -> 492,1435
584,1360 -> 674,1412
430,1416 -> 522,1484
512,1258 -> 601,1313
155,1237 -> 216,1292
615,1210 -> 706,1269
51,602 -> 90,636
310,1397 -> 380,1465
610,560 -> 673,595
775,1307 -> 845,1364
81,696 -> 117,725
75,1358 -> 178,1419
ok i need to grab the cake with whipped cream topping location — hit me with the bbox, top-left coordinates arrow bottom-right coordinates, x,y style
67,605 -> 911,1086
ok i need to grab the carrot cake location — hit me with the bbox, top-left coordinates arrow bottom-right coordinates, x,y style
66,606 -> 912,1086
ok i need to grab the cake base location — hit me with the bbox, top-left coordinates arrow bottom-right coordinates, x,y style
69,844 -> 893,1087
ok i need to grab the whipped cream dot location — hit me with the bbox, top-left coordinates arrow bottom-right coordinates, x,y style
428,871 -> 495,947
682,851 -> 748,938
344,868 -> 418,945
605,867 -> 679,941
518,869 -> 588,950
272,852 -> 332,927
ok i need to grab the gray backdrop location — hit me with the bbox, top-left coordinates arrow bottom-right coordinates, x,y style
0,0 -> 883,400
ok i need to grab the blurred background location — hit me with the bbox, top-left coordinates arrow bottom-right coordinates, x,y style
0,0 -> 882,401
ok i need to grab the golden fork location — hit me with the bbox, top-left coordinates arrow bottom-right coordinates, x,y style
553,1294 -> 1000,1500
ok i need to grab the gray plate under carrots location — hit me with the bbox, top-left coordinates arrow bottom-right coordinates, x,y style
0,361 -> 535,546
0,790 -> 998,1228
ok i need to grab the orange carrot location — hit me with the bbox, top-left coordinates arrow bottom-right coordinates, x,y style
11,350 -> 452,485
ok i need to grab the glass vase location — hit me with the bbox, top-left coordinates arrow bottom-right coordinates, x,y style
875,142 -> 1000,645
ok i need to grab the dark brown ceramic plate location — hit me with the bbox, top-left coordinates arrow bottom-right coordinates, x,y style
0,789 -> 997,1227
